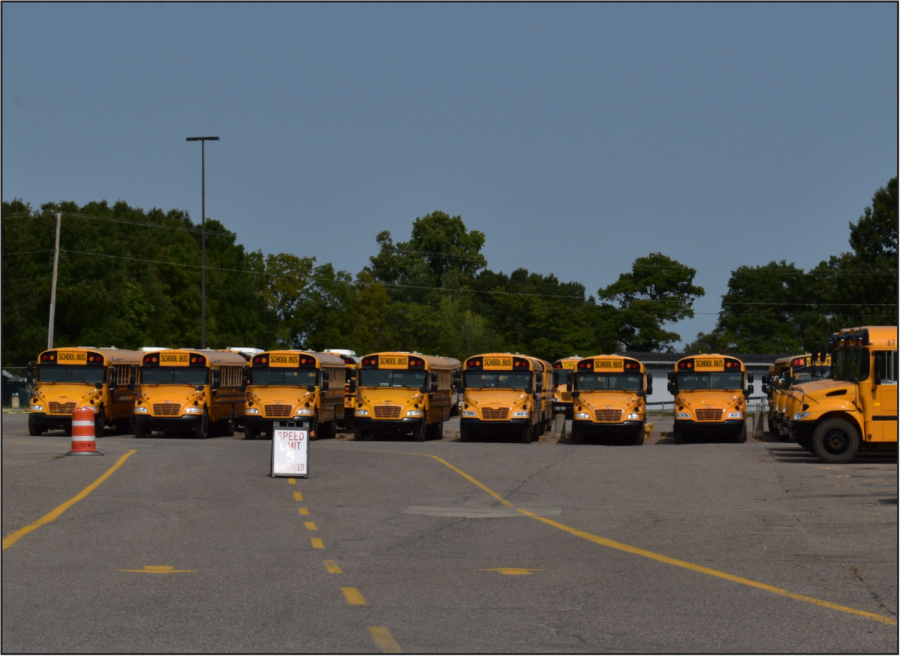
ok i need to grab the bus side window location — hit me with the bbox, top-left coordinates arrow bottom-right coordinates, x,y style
875,351 -> 898,385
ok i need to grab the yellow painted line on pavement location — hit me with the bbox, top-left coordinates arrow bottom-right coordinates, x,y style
479,568 -> 542,575
342,587 -> 367,605
288,478 -> 296,484
323,560 -> 343,574
305,521 -> 318,531
3,450 -> 137,551
368,627 -> 403,653
424,454 -> 897,626
311,538 -> 324,549
293,491 -> 303,500
118,565 -> 196,573
299,507 -> 310,515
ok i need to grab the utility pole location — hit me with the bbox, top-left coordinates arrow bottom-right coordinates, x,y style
47,212 -> 62,350
186,136 -> 219,349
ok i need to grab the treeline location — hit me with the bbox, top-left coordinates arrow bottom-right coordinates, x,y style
2,178 -> 895,367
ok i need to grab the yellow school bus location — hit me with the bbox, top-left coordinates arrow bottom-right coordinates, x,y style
244,351 -> 346,440
354,352 -> 455,441
551,356 -> 581,419
788,326 -> 897,463
570,355 -> 652,445
770,353 -> 833,440
459,353 -> 553,443
27,347 -> 142,436
132,349 -> 247,439
782,350 -> 833,450
323,350 -> 360,431
667,354 -> 754,444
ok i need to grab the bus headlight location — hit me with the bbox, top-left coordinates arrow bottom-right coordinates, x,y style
355,409 -> 369,416
793,412 -> 811,421
30,405 -> 43,412
513,411 -> 530,417
727,412 -> 744,419
185,407 -> 202,414
296,409 -> 314,416
575,413 -> 589,419
134,406 -> 148,413
461,410 -> 476,417
627,413 -> 640,420
676,412 -> 690,419
406,410 -> 422,417
246,408 -> 260,414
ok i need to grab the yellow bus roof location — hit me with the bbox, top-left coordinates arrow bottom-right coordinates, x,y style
38,347 -> 143,365
250,350 -> 346,367
360,352 -> 457,370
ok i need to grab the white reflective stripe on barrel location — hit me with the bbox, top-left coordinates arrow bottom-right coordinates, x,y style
70,436 -> 96,442
72,421 -> 94,427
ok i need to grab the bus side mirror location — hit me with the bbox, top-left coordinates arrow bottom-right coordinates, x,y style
109,368 -> 118,391
211,370 -> 220,391
646,376 -> 653,395
553,372 -> 559,386
322,369 -> 330,380
782,374 -> 792,387
430,382 -> 438,393
744,385 -> 754,397
747,374 -> 754,383
667,381 -> 677,395
636,390 -> 646,398
431,372 -> 438,384
94,382 -> 103,390
241,365 -> 248,392
322,381 -> 330,391
419,386 -> 428,394
526,386 -> 534,396
128,364 -> 138,391
667,371 -> 676,383
348,380 -> 357,393
307,385 -> 316,393
873,354 -> 884,386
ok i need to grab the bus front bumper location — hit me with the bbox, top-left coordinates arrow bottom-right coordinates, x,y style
355,417 -> 423,433
572,419 -> 642,436
674,419 -> 744,435
788,421 -> 815,445
29,413 -> 72,430
134,414 -> 203,432
460,418 -> 531,434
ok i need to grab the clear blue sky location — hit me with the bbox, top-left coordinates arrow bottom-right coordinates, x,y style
4,4 -> 897,348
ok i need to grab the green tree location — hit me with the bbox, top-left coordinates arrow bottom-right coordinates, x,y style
597,253 -> 705,352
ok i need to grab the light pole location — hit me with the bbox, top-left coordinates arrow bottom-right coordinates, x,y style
186,136 -> 219,349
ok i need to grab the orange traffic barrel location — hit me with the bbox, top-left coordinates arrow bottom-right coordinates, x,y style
67,407 -> 103,456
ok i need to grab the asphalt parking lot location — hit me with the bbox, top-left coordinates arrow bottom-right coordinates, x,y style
2,412 -> 897,653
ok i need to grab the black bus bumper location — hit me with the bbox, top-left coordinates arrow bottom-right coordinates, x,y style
460,417 -> 531,435
572,419 -> 642,436
29,413 -> 71,430
355,417 -> 423,434
674,419 -> 744,436
134,414 -> 202,432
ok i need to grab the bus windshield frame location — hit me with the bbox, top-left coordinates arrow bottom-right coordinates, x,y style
141,367 -> 209,386
250,369 -> 318,386
464,372 -> 532,389
676,371 -> 743,390
38,365 -> 106,384
359,369 -> 427,389
575,372 -> 642,392
833,348 -> 869,382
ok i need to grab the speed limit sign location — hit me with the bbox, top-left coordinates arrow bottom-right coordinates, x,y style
271,420 -> 309,478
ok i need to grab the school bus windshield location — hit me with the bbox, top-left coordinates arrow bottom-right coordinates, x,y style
359,370 -> 426,388
576,372 -> 642,391
38,365 -> 105,384
833,349 -> 869,382
465,372 -> 532,389
142,367 -> 209,386
677,372 -> 742,390
250,369 -> 318,386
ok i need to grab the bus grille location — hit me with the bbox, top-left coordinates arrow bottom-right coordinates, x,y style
265,405 -> 292,418
560,392 -> 572,402
49,402 -> 75,415
374,405 -> 401,419
482,407 -> 510,420
153,403 -> 181,417
696,409 -> 723,422
594,409 -> 623,423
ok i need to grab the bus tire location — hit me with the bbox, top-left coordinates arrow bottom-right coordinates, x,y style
134,422 -> 146,439
193,410 -> 208,440
28,415 -> 43,436
521,423 -> 533,444
812,419 -> 860,464
571,424 -> 583,445
673,429 -> 684,445
94,407 -> 106,438
734,424 -> 747,444
460,425 -> 471,443
245,427 -> 258,440
413,421 -> 426,442
353,428 -> 365,441
632,424 -> 645,446
432,416 -> 444,441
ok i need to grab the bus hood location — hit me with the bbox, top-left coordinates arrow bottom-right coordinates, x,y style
677,390 -> 744,407
464,389 -> 528,406
33,382 -> 102,406
247,387 -> 314,406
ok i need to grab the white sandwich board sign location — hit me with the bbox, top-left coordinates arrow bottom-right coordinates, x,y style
271,421 -> 309,478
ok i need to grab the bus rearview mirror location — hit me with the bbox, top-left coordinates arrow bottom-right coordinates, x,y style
307,385 -> 316,393
636,390 -> 646,398
570,391 -> 580,399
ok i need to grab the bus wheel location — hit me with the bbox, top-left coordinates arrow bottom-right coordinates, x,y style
460,424 -> 471,443
432,416 -> 444,441
521,423 -> 533,444
28,415 -> 43,436
812,419 -> 860,464
571,424 -> 583,445
673,430 -> 684,445
134,422 -> 146,439
193,411 -> 209,440
413,421 -> 426,442
734,424 -> 747,444
94,408 -> 106,438
632,424 -> 645,446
